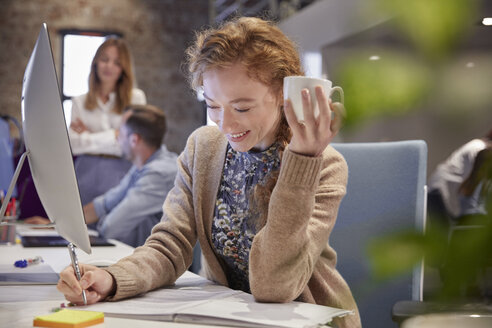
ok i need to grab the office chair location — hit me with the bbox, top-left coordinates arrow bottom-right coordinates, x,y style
189,141 -> 428,327
330,141 -> 428,328
0,116 -> 17,197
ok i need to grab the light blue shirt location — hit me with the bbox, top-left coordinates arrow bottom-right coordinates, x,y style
93,145 -> 178,247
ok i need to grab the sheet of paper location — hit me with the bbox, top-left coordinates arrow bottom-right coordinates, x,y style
84,279 -> 241,317
176,292 -> 353,328
79,271 -> 352,328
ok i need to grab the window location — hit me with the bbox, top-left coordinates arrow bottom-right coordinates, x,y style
60,30 -> 121,125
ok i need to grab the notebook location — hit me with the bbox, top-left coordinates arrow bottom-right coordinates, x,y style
0,263 -> 59,285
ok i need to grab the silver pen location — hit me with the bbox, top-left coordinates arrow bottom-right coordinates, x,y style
68,243 -> 87,305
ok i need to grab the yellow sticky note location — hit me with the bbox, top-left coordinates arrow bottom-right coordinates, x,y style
33,309 -> 104,328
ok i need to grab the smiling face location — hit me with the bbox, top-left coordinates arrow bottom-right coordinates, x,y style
203,63 -> 281,152
95,45 -> 123,88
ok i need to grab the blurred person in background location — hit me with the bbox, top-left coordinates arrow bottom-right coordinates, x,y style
428,128 -> 492,222
69,37 -> 146,205
458,146 -> 492,220
27,104 -> 177,247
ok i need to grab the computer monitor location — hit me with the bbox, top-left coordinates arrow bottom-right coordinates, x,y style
19,23 -> 91,254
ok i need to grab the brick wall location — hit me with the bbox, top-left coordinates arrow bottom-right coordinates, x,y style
0,0 -> 209,153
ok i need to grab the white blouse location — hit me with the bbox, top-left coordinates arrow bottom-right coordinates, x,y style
69,88 -> 146,156
428,138 -> 487,218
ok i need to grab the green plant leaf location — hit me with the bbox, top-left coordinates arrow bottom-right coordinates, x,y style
374,0 -> 479,58
335,49 -> 432,128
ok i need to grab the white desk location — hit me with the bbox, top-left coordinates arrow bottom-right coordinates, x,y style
0,240 -> 343,328
0,241 -> 228,327
0,239 -> 134,273
0,285 -> 228,328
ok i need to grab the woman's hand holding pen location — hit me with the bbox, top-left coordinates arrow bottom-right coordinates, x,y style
57,264 -> 115,305
284,86 -> 341,157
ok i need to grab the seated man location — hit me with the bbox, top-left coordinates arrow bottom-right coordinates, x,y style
26,104 -> 178,247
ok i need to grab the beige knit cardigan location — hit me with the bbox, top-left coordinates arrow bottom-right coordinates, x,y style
106,126 -> 361,328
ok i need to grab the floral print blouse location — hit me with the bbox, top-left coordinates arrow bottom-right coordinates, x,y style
212,143 -> 281,292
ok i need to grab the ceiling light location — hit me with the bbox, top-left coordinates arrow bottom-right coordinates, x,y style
369,55 -> 380,61
482,17 -> 492,26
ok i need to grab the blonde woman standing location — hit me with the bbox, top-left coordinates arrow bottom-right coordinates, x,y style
69,37 -> 146,205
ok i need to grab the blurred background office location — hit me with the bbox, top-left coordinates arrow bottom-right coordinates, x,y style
0,0 -> 208,156
1,0 -> 491,176
1,1 -> 491,327
0,0 -> 209,220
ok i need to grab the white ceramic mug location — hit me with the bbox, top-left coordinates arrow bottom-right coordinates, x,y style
283,76 -> 344,122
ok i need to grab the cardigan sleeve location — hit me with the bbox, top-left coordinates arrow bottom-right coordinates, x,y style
248,146 -> 348,302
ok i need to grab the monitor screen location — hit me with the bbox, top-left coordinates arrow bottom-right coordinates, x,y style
21,23 -> 91,254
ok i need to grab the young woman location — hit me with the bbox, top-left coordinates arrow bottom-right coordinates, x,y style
57,17 -> 361,328
69,37 -> 146,204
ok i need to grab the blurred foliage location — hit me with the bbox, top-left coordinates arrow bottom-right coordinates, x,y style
435,56 -> 492,115
334,0 -> 483,128
367,133 -> 492,301
374,0 -> 479,59
368,223 -> 447,281
368,197 -> 492,302
340,0 -> 491,303
335,50 -> 432,128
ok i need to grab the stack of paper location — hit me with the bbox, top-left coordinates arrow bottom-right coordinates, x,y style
80,271 -> 353,328
0,263 -> 59,285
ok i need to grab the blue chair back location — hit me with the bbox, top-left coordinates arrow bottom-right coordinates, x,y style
331,141 -> 427,328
